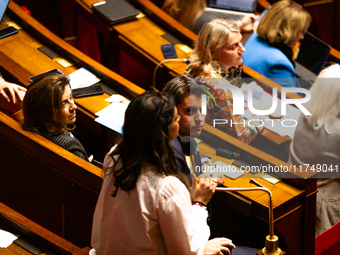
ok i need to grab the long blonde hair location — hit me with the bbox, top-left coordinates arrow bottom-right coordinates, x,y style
190,18 -> 240,74
304,64 -> 340,133
257,0 -> 311,45
162,0 -> 206,30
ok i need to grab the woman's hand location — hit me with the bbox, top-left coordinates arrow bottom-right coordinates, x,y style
190,175 -> 217,205
204,238 -> 236,255
237,14 -> 258,33
0,77 -> 26,104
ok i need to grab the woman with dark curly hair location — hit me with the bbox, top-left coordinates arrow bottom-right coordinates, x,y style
91,91 -> 235,255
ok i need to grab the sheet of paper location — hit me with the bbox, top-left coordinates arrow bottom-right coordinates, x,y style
95,101 -> 129,134
105,94 -> 130,103
0,229 -> 18,248
67,67 -> 101,89
95,115 -> 124,134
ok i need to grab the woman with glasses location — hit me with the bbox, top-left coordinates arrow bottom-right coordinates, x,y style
243,0 -> 311,88
185,18 -> 263,144
90,91 -> 235,255
21,74 -> 89,161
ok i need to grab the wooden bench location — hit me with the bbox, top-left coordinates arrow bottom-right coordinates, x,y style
0,109 -> 103,247
0,2 -> 318,253
0,201 -> 91,255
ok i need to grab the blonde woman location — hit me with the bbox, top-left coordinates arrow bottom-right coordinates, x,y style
288,64 -> 340,236
185,18 -> 263,144
243,0 -> 312,87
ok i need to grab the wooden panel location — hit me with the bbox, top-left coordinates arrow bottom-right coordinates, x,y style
7,1 -> 145,98
0,2 -> 318,254
0,202 -> 90,255
199,123 -> 317,255
0,110 -> 102,247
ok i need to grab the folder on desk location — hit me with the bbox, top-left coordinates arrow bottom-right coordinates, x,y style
92,0 -> 139,25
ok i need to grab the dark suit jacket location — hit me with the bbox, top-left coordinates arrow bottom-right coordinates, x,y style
170,137 -> 202,178
46,133 -> 89,161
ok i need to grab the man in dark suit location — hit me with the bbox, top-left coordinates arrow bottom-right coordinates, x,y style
163,75 -> 261,255
163,75 -> 206,177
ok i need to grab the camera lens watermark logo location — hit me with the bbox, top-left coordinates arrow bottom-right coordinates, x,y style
201,85 -> 311,116
197,82 -> 311,129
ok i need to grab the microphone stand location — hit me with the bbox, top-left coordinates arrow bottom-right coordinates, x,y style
180,136 -> 284,253
216,180 -> 284,255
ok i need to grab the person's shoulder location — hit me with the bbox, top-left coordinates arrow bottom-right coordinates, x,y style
245,33 -> 281,54
48,133 -> 71,144
245,36 -> 291,66
103,145 -> 118,172
170,137 -> 181,151
244,33 -> 263,48
330,118 -> 340,134
157,176 -> 187,200
48,133 -> 83,150
185,64 -> 200,78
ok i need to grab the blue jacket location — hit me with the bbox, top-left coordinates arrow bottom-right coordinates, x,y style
243,33 -> 300,88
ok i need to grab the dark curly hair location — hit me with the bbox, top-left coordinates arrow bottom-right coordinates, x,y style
110,91 -> 189,196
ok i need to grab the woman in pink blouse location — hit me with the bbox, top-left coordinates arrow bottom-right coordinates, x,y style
90,91 -> 235,254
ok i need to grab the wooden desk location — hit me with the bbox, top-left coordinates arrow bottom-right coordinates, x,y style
124,0 -> 340,162
0,107 -> 103,248
0,2 -> 316,254
199,123 -> 317,255
0,202 -> 91,255
74,0 -> 296,163
134,0 -> 340,71
7,0 -> 293,159
75,0 -> 191,88
3,1 -> 145,139
4,1 -> 144,97
75,0 -> 300,96
0,0 -> 145,248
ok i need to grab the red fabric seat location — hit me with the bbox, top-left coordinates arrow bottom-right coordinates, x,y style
315,221 -> 340,255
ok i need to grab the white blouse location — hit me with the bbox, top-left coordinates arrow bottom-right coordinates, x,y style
91,148 -> 210,255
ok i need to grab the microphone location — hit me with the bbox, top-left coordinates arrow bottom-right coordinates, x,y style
216,178 -> 284,255
216,147 -> 241,159
153,57 -> 191,89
